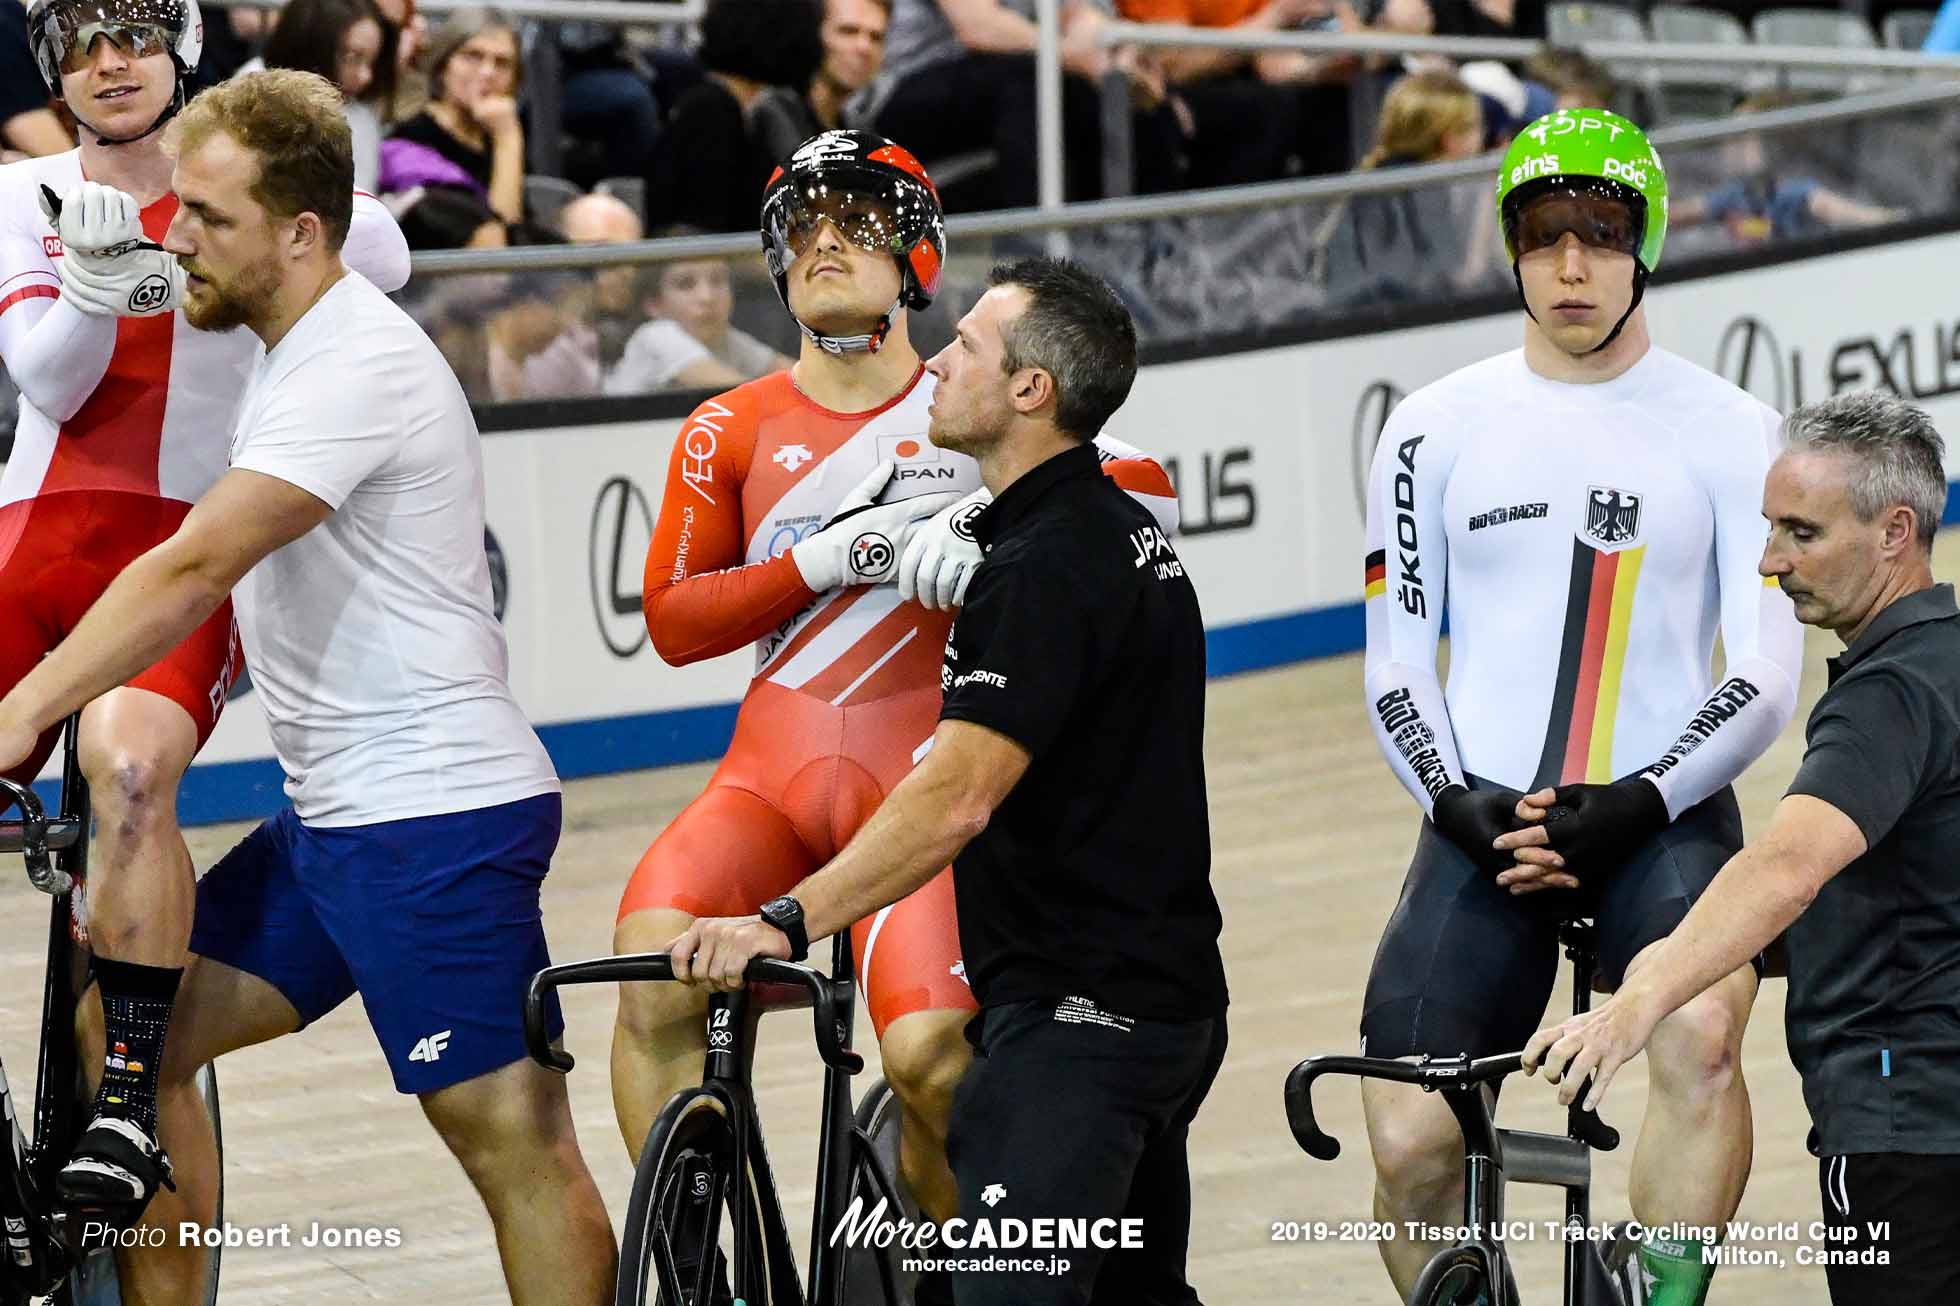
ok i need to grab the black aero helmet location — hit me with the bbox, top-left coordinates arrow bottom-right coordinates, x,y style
760,130 -> 945,354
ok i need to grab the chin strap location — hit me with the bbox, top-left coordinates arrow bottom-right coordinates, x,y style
792,295 -> 902,356
1513,260 -> 1649,355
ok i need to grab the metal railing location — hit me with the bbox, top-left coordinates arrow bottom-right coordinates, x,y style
406,78 -> 1960,278
1031,4 -> 1960,214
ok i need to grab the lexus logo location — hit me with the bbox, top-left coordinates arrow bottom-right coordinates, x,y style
589,476 -> 654,659
1715,316 -> 1789,412
1352,380 -> 1404,512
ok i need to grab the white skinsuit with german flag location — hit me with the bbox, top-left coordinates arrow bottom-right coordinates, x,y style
1361,346 -> 1805,820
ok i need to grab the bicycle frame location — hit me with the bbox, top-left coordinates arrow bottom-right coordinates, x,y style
526,933 -> 886,1306
0,715 -> 97,1294
1286,922 -> 1624,1306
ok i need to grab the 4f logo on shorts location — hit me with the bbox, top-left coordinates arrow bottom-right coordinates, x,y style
127,274 -> 172,315
1584,485 -> 1643,547
408,1030 -> 452,1063
849,531 -> 895,578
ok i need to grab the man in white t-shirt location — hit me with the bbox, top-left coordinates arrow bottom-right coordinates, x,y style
0,70 -> 615,1303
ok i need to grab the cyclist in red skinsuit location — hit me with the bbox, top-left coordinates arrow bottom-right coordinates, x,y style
611,132 -> 1176,1246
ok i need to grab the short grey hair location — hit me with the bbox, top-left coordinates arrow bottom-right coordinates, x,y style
1782,392 -> 1948,549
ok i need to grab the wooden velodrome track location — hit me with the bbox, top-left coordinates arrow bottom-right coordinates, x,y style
5,541 -> 1946,1303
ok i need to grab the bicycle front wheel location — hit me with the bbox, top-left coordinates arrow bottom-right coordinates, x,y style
618,1088 -> 771,1306
1407,1245 -> 1495,1306
838,1078 -> 908,1306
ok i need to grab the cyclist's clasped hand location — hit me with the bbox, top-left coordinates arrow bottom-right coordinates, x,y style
1495,778 -> 1669,890
789,462 -> 962,592
896,486 -> 988,611
1430,783 -> 1532,877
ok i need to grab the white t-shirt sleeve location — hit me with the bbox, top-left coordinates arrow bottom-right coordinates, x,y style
231,348 -> 406,510
1362,394 -> 1469,812
605,318 -> 712,394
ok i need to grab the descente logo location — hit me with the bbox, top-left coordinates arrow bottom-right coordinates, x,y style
828,1197 -> 1143,1254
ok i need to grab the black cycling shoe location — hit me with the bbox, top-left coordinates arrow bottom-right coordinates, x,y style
57,1114 -> 175,1233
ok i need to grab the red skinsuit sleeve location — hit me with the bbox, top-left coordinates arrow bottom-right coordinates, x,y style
642,391 -> 818,665
1100,455 -> 1180,535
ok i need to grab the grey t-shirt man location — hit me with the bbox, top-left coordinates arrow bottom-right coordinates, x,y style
1783,582 -> 1960,1155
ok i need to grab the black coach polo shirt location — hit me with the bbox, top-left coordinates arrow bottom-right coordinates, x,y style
1784,582 -> 1960,1156
937,443 -> 1227,1022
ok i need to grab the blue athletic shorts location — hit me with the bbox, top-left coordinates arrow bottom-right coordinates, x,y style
189,791 -> 566,1095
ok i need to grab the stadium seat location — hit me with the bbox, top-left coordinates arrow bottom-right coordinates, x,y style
1752,7 -> 1881,93
595,177 -> 647,226
1547,2 -> 1648,46
523,175 -> 584,228
1881,8 -> 1937,49
1649,4 -> 1758,120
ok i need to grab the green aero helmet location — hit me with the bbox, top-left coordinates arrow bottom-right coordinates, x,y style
1495,107 -> 1668,351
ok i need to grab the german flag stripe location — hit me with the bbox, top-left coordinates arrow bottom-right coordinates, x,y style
1534,540 -> 1646,787
1364,549 -> 1387,600
1533,541 -> 1599,789
1587,545 -> 1645,780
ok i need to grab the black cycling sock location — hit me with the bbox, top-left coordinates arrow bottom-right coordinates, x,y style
91,957 -> 181,1136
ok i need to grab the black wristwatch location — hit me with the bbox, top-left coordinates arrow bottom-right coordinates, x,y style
758,895 -> 809,962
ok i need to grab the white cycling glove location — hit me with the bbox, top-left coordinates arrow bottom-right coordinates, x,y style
897,486 -> 990,611
790,463 -> 963,592
39,182 -> 184,319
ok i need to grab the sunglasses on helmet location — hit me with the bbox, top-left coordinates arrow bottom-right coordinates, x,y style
53,19 -> 174,73
773,182 -> 912,260
1512,189 -> 1640,261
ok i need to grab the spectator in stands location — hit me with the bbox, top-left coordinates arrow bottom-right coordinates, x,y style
644,226 -> 792,377
486,193 -> 653,400
373,0 -> 431,119
1119,0 -> 1361,184
1,0 -> 70,160
869,0 -> 1180,210
1373,0 -> 1543,39
255,0 -> 396,189
1311,70 -> 1485,301
556,20 -> 663,190
381,7 -> 526,249
1677,92 -> 1906,244
646,0 -> 825,233
752,0 -> 892,167
1525,45 -> 1615,111
191,6 -> 271,90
